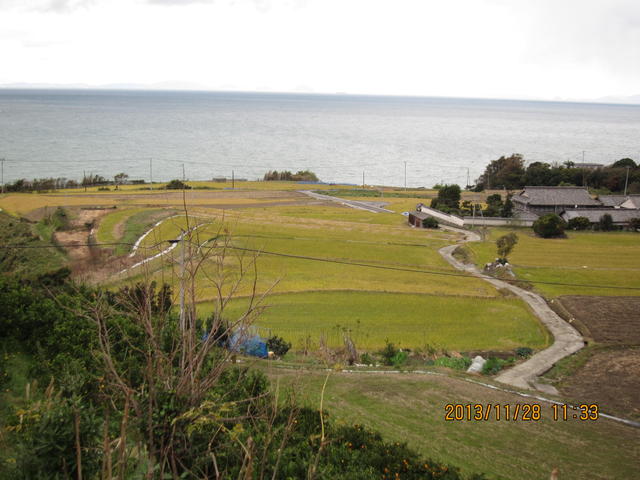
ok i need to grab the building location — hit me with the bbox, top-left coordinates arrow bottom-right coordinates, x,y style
512,186 -> 601,215
407,210 -> 432,227
598,194 -> 640,209
561,208 -> 640,227
573,163 -> 604,169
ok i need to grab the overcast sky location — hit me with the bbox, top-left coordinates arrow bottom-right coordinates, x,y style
1,0 -> 638,100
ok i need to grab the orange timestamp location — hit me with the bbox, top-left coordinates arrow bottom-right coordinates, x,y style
444,403 -> 600,421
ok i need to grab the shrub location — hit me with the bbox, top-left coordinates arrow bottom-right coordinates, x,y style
567,216 -> 591,230
360,352 -> 374,365
597,213 -> 615,231
421,216 -> 439,228
380,339 -> 400,366
266,335 -> 291,357
532,213 -> 566,238
165,179 -> 192,190
482,357 -> 514,375
515,347 -> 533,358
390,350 -> 408,368
629,217 -> 640,232
433,356 -> 472,371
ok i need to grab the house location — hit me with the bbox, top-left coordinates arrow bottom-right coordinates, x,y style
598,195 -> 640,209
573,163 -> 604,169
512,186 -> 601,215
561,208 -> 640,227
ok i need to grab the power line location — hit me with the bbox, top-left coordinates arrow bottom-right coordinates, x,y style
2,240 -> 640,291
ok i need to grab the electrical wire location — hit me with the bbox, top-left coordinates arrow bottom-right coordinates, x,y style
3,239 -> 639,291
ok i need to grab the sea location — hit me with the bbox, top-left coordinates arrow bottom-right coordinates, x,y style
1,89 -> 639,188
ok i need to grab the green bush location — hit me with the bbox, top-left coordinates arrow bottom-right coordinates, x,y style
380,340 -> 400,366
515,347 -> 533,358
165,179 -> 192,190
360,352 -> 374,365
422,216 -> 439,228
629,217 -> 640,232
532,214 -> 566,238
266,335 -> 291,357
482,357 -> 514,375
433,356 -> 472,371
390,350 -> 408,368
567,216 -> 591,230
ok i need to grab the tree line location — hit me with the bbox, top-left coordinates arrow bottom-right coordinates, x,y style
474,154 -> 639,193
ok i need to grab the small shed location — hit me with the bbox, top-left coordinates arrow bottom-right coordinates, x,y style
408,210 -> 431,227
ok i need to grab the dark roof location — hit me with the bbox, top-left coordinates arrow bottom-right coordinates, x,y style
598,195 -> 629,207
512,186 -> 601,206
409,211 -> 432,220
598,195 -> 640,208
561,209 -> 640,223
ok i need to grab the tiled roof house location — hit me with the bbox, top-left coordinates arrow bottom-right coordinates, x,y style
512,186 -> 601,215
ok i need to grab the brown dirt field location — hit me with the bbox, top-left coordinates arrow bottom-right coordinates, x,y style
560,347 -> 640,420
553,296 -> 640,419
53,229 -> 91,261
558,296 -> 640,344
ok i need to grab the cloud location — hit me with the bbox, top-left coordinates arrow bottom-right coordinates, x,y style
0,0 -> 95,13
147,0 -> 213,5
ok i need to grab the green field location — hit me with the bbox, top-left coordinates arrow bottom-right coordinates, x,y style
466,227 -> 640,297
198,290 -> 548,351
261,367 -> 640,480
123,211 -> 497,300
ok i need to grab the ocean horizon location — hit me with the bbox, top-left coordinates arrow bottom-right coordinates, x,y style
1,89 -> 639,187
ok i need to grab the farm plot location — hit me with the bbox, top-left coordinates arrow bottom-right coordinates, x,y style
544,296 -> 640,419
122,213 -> 498,299
198,290 -> 548,351
466,228 -> 640,297
557,296 -> 640,344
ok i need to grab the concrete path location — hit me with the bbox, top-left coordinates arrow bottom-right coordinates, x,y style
298,190 -> 395,213
438,228 -> 584,394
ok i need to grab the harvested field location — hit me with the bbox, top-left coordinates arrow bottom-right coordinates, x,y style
560,347 -> 640,420
558,296 -> 640,345
545,296 -> 640,419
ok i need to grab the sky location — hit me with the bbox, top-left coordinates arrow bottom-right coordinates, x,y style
0,0 -> 639,100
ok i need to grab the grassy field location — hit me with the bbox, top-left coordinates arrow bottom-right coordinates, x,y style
261,367 -> 640,480
465,227 -> 640,297
123,211 -> 497,300
198,290 -> 548,351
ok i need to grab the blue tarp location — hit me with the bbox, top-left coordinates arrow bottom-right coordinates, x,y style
228,331 -> 268,358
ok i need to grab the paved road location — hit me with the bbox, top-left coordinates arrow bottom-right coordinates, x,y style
298,190 -> 395,213
438,228 -> 584,394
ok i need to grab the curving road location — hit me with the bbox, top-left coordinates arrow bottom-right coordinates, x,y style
438,227 -> 584,394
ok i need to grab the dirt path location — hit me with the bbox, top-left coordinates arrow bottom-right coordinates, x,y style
438,227 -> 584,394
299,190 -> 394,213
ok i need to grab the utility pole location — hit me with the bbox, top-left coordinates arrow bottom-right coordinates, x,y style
149,158 -> 153,190
83,170 -> 87,192
1,158 -> 4,194
466,168 -> 470,189
404,161 -> 407,191
182,163 -> 186,181
232,169 -> 235,189
362,170 -> 365,189
624,166 -> 631,196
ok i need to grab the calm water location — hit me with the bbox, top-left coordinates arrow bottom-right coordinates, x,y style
1,89 -> 639,187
